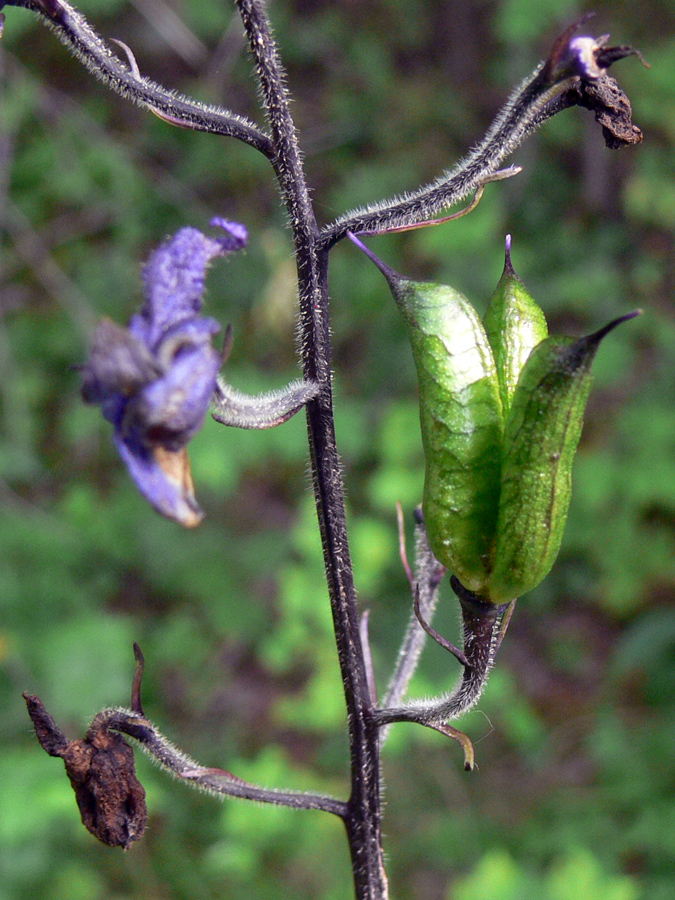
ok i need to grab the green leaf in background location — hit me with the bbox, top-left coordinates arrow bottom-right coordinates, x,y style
452,848 -> 640,900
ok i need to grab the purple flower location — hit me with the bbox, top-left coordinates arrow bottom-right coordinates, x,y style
81,218 -> 247,526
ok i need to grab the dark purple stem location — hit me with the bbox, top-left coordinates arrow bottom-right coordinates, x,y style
234,2 -> 387,898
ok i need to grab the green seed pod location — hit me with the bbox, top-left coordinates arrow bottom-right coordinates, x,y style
415,282 -> 503,593
351,232 -> 639,605
349,234 -> 503,593
483,235 -> 548,415
486,312 -> 640,604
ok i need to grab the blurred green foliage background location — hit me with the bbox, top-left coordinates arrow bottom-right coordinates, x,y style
1,1 -> 674,898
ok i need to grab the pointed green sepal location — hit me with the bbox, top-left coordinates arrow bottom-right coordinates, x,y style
486,311 -> 641,603
483,235 -> 548,415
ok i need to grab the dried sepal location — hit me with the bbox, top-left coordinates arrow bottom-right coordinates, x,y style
571,73 -> 643,148
540,23 -> 645,149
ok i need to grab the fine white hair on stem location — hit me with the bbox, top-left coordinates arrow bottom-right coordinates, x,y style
96,707 -> 347,816
8,0 -> 275,156
211,378 -> 320,429
375,578 -> 515,766
321,61 -> 569,244
379,512 -> 445,746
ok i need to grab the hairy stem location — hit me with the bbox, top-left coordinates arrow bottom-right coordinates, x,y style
24,691 -> 347,816
97,706 -> 349,816
234,2 -> 387,897
320,29 -> 642,246
320,62 -> 573,245
0,0 -> 275,156
379,508 -> 446,746
375,579 -> 511,729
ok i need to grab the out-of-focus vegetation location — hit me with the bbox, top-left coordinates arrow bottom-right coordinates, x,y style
1,1 -> 674,898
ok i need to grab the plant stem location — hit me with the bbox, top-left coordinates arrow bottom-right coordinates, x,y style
379,509 -> 445,746
375,580 -> 511,728
0,0 -> 275,155
234,2 -> 387,897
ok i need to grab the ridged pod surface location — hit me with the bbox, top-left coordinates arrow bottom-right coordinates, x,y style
487,314 -> 638,603
348,235 -> 503,592
351,232 -> 638,603
399,279 -> 503,593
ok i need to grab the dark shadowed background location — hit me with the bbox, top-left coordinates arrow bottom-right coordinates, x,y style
1,1 -> 675,898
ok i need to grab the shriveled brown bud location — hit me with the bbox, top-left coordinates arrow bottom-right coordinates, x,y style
24,693 -> 147,849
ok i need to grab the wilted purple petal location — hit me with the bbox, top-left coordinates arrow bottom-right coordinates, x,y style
209,217 -> 248,249
114,436 -> 203,528
151,316 -> 222,366
122,341 -> 222,449
138,220 -> 248,349
81,219 -> 247,526
81,318 -> 160,409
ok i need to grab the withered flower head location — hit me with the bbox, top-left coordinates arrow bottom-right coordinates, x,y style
24,693 -> 147,850
81,218 -> 247,526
